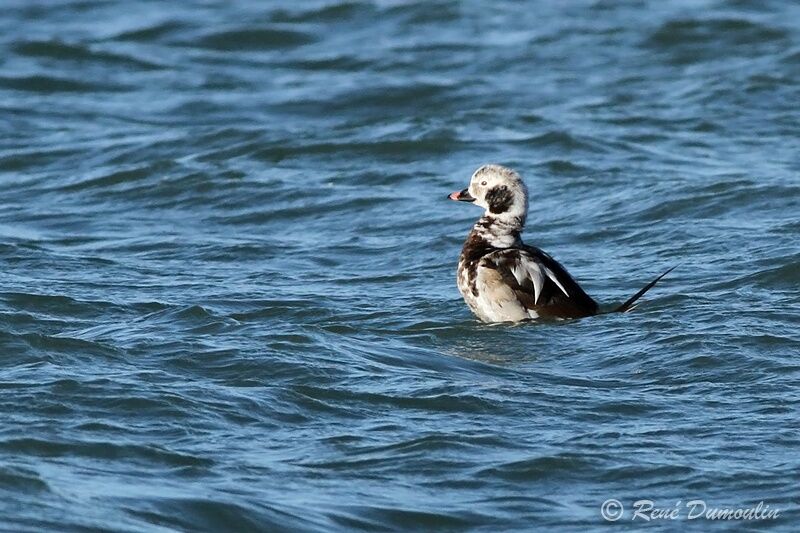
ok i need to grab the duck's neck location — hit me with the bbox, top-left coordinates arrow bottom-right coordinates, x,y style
470,213 -> 524,249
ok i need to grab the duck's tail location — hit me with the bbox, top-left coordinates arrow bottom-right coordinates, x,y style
615,265 -> 677,313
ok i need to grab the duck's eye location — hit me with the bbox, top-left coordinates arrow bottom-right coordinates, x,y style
480,180 -> 487,186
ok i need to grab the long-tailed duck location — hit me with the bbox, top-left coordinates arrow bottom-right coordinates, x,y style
449,164 -> 673,323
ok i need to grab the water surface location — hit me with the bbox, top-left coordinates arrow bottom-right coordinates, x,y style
1,0 -> 799,530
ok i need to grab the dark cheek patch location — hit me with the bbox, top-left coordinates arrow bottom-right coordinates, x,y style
485,185 -> 514,214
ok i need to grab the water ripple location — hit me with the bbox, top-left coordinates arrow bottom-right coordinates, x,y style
2,0 -> 799,530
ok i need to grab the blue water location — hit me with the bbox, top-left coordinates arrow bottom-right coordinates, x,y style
1,1 -> 799,530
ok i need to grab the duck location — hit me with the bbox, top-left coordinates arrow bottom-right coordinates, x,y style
449,164 -> 673,323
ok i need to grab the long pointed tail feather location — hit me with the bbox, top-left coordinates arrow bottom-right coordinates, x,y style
615,265 -> 677,313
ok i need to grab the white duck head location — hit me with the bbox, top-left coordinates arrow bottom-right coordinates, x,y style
448,164 -> 529,226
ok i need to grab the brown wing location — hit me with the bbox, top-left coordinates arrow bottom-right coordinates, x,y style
482,247 -> 598,319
